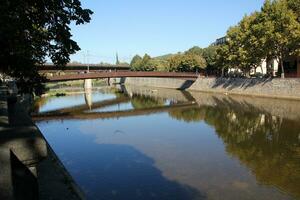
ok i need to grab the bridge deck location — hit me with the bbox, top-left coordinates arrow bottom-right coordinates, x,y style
47,71 -> 199,82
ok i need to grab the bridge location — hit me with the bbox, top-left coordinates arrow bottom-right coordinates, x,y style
46,71 -> 199,82
38,63 -> 130,72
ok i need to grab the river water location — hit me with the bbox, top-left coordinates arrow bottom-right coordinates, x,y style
33,85 -> 300,200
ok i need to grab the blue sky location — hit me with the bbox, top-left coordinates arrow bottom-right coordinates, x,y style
70,0 -> 265,64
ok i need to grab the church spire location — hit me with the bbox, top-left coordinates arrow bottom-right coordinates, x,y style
116,52 -> 120,65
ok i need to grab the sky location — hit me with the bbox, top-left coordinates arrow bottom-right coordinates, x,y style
70,0 -> 265,64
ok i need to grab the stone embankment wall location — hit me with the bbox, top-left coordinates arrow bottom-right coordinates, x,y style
0,85 -> 84,200
189,77 -> 300,100
120,77 -> 194,90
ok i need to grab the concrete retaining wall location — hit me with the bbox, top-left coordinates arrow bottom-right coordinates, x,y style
189,77 -> 300,100
121,77 -> 194,90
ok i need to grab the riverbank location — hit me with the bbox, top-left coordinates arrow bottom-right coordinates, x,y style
189,77 -> 300,100
0,86 -> 84,199
115,77 -> 300,101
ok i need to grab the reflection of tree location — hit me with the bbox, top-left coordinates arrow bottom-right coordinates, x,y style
168,107 -> 205,123
32,96 -> 53,113
131,95 -> 165,109
199,102 -> 300,199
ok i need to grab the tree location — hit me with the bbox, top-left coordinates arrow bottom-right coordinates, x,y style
216,44 -> 231,77
139,54 -> 157,71
215,0 -> 300,78
202,46 -> 219,74
260,0 -> 300,78
0,0 -> 93,94
185,46 -> 204,56
130,55 -> 142,71
130,54 -> 157,71
220,14 -> 263,77
169,53 -> 207,72
287,0 -> 300,22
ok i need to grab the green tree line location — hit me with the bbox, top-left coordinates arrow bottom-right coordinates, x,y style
130,46 -> 217,73
217,0 -> 300,78
130,0 -> 300,78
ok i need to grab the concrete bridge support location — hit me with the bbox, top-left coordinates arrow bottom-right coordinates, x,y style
84,79 -> 92,90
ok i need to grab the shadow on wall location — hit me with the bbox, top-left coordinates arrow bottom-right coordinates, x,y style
70,144 -> 206,200
178,80 -> 194,90
119,77 -> 195,90
212,78 -> 273,90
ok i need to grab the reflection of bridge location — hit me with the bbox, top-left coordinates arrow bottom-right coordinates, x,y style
32,102 -> 197,121
39,96 -> 131,115
47,71 -> 199,82
32,85 -> 198,121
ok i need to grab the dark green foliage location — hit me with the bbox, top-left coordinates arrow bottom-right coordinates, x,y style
168,53 -> 207,72
216,0 -> 300,77
154,54 -> 175,60
0,0 -> 93,94
186,45 -> 218,73
130,54 -> 157,71
130,55 -> 143,71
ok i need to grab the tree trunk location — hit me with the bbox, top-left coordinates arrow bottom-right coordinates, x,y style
280,58 -> 285,78
221,67 -> 225,77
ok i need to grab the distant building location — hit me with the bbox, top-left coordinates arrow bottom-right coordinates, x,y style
212,36 -> 228,46
250,59 -> 279,77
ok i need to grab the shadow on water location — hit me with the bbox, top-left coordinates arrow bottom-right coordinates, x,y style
73,144 -> 206,200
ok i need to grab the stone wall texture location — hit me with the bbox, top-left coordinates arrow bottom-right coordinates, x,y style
123,77 -> 194,90
189,77 -> 300,100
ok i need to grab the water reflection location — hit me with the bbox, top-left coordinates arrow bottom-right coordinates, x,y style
34,86 -> 300,200
71,143 -> 205,200
84,88 -> 93,110
192,98 -> 300,199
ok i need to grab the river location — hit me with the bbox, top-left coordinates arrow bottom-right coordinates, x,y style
33,85 -> 300,200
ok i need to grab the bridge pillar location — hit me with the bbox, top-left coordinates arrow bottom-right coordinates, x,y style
84,79 -> 92,90
107,78 -> 110,86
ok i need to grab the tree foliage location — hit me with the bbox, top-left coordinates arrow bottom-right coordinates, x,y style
0,0 -> 93,94
186,46 -> 218,68
217,0 -> 300,77
130,54 -> 157,71
130,55 -> 143,71
168,53 -> 207,72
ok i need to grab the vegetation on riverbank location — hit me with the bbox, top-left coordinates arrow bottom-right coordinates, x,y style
130,46 -> 216,73
130,0 -> 300,77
